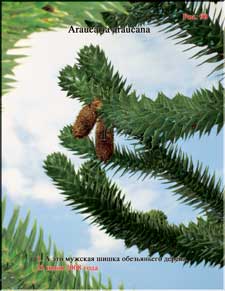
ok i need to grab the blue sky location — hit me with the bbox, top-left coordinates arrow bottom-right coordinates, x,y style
2,3 -> 224,290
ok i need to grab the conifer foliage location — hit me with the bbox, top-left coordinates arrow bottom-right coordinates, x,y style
86,1 -> 224,78
1,197 -> 120,289
2,1 -> 125,95
44,2 -> 224,268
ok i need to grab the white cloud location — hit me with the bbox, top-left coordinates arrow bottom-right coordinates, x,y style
29,181 -> 63,204
117,180 -> 159,212
2,168 -> 30,201
2,167 -> 62,205
76,224 -> 124,257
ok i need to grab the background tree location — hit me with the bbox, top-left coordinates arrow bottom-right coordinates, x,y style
44,2 -> 224,268
2,1 -> 125,95
1,197 -> 123,289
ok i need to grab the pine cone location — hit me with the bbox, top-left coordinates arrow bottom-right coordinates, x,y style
73,99 -> 102,138
95,119 -> 114,162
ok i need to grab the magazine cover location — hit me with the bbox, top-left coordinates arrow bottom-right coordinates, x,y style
2,1 -> 224,290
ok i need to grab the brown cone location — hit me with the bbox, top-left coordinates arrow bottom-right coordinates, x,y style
95,119 -> 114,162
72,99 -> 102,138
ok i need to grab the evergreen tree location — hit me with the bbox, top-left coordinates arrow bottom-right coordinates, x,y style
43,2 -> 224,268
1,197 -> 122,289
2,1 -> 125,94
86,1 -> 224,78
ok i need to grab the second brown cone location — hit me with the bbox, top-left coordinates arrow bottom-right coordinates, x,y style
95,119 -> 114,162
